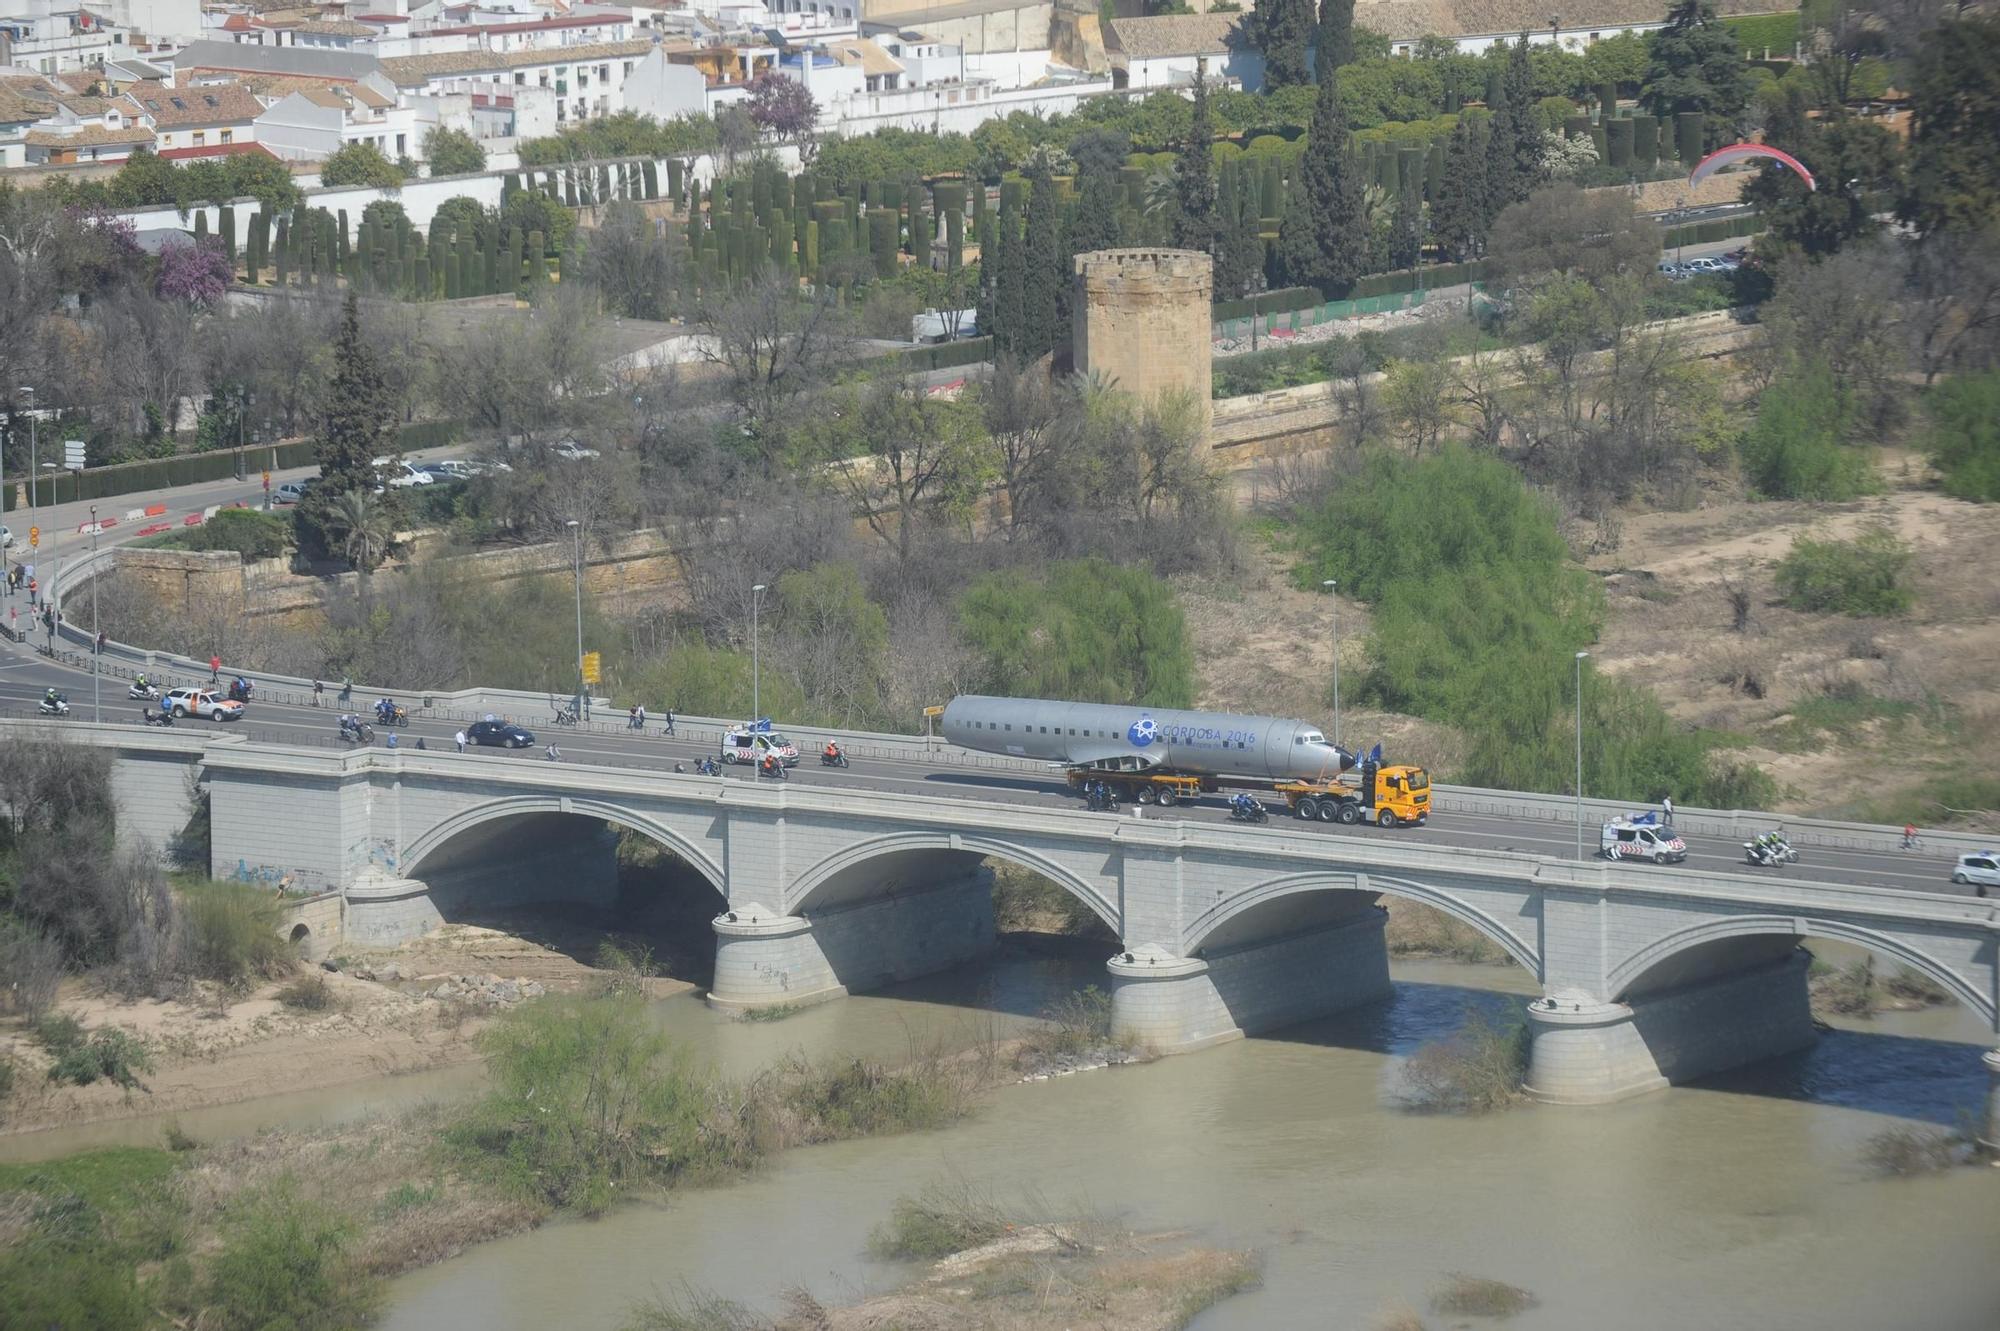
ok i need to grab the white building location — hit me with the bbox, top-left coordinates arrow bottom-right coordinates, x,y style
254,76 -> 436,161
0,2 -> 124,76
1102,14 -> 1261,92
124,76 -> 263,151
1358,0 -> 1790,55
379,37 -> 652,124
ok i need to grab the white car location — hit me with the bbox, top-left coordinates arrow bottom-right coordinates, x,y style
371,459 -> 434,488
420,460 -> 474,480
551,440 -> 601,462
1951,852 -> 1999,894
163,687 -> 245,722
0,525 -> 10,548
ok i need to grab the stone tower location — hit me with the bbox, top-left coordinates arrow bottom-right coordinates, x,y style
1071,248 -> 1212,431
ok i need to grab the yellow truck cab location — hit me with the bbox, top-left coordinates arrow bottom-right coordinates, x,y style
1369,764 -> 1430,826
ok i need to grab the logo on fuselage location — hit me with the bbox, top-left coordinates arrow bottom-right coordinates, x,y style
1127,716 -> 1158,747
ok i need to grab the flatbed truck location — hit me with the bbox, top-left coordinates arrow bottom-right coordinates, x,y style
1067,759 -> 1431,827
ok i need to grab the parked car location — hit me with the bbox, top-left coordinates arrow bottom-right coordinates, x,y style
1,525 -> 11,548
468,719 -> 535,748
274,479 -> 313,506
163,687 -> 245,722
371,459 -> 434,488
1951,852 -> 1999,895
551,440 -> 601,462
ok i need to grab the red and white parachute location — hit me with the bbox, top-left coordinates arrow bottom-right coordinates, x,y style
1688,143 -> 1816,191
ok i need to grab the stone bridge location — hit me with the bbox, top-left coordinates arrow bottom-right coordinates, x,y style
44,729 -> 2000,1135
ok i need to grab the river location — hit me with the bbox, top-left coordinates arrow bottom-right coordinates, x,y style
9,942 -> 1995,1329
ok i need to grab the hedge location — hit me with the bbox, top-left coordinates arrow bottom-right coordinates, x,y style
886,336 -> 993,374
1660,213 -> 1762,248
1723,12 -> 1799,54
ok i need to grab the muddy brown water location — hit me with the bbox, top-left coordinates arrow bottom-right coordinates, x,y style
8,944 -> 1997,1330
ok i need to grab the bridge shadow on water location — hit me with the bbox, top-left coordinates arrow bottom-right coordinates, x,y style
1254,981 -> 1991,1127
860,934 -> 1118,1023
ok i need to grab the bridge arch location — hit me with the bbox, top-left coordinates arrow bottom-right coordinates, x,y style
1182,870 -> 1541,975
1607,914 -> 1996,1026
784,830 -> 1119,933
400,794 -> 726,891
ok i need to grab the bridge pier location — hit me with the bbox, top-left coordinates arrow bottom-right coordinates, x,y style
343,830 -> 622,947
1109,908 -> 1391,1054
1981,1049 -> 2000,1155
710,868 -> 996,1012
1525,951 -> 1815,1104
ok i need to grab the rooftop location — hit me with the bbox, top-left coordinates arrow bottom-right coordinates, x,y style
1355,0 -> 1786,39
1103,14 -> 1240,60
126,77 -> 265,127
24,123 -> 155,146
379,37 -> 653,85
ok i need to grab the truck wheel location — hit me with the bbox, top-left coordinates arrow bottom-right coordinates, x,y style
1157,789 -> 1176,807
1315,800 -> 1337,822
1295,798 -> 1318,820
1336,801 -> 1362,825
1136,786 -> 1156,805
1378,809 -> 1399,829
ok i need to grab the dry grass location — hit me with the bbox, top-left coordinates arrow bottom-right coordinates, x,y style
1860,1125 -> 1965,1178
1400,1011 -> 1528,1114
1383,901 -> 1510,965
1373,1302 -> 1430,1331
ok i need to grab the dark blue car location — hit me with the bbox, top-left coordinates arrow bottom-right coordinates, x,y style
468,720 -> 535,749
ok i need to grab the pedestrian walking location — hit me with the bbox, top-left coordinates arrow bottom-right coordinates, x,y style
545,743 -> 562,763
1662,795 -> 1674,822
386,732 -> 398,750
454,730 -> 467,753
95,630 -> 106,654
663,706 -> 676,737
209,654 -> 221,683
627,705 -> 641,731
313,679 -> 324,707
339,675 -> 352,704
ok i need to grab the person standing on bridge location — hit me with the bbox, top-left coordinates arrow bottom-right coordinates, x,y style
339,675 -> 352,704
209,654 -> 221,683
1662,794 -> 1674,822
454,730 -> 466,753
663,706 -> 675,737
636,703 -> 647,731
313,679 -> 324,707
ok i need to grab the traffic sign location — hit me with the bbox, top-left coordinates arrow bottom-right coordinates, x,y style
62,440 -> 85,472
27,526 -> 38,548
580,651 -> 602,685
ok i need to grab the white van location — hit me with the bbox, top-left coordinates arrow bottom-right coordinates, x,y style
721,725 -> 799,766
1951,852 -> 1999,895
1601,817 -> 1687,864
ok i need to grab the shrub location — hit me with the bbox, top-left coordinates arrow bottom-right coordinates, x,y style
1739,363 -> 1877,501
1860,1125 -> 1962,1177
171,508 -> 291,559
0,1054 -> 12,1104
1774,527 -> 1914,616
199,1176 -> 378,1331
957,559 -> 1197,707
47,1027 -> 152,1089
1924,370 -> 2000,502
621,1286 -> 774,1331
0,1194 -> 150,1331
1017,985 -> 1115,1063
1881,967 -> 1952,1006
276,972 -> 336,1011
180,881 -> 292,988
0,915 -> 70,1021
1399,1009 -> 1527,1113
868,1178 -> 1009,1260
1810,955 -> 1878,1016
448,994 -> 710,1214
777,1052 -> 978,1139
35,1010 -> 87,1055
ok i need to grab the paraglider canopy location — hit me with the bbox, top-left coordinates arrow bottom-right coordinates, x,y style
1688,143 -> 1816,191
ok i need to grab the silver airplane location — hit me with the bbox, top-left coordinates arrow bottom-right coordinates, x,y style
941,695 -> 1352,783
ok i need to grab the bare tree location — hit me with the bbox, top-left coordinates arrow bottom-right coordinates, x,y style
701,267 -> 854,472
1905,231 -> 2000,384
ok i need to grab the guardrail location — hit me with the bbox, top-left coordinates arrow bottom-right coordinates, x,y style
31,544 -> 1998,863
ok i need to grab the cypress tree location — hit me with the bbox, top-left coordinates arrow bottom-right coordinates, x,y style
1021,161 -> 1062,358
336,210 -> 350,269
912,199 -> 932,269
983,200 -> 1022,354
1279,69 -> 1367,293
1431,118 -> 1490,260
1426,138 -> 1445,201
1260,0 -> 1316,89
1068,172 -> 1123,259
445,252 -> 461,299
274,217 -> 290,286
219,206 -> 237,266
871,208 -> 898,279
193,211 -> 208,242
1388,166 -> 1423,271
1215,168 -> 1266,300
1173,59 -> 1219,254
523,231 -> 545,297
1505,35 -> 1541,204
1317,0 -> 1354,73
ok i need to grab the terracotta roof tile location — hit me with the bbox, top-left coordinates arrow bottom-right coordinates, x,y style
126,78 -> 265,126
26,124 -> 156,146
1104,14 -> 1240,60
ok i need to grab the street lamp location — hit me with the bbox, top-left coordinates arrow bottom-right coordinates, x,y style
565,519 -> 584,718
1574,650 -> 1589,861
89,505 -> 100,723
750,583 -> 767,728
1321,578 -> 1340,752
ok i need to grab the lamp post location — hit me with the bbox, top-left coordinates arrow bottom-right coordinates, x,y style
1574,650 -> 1589,861
565,519 -> 584,718
1321,578 -> 1340,752
89,505 -> 100,723
750,582 -> 767,726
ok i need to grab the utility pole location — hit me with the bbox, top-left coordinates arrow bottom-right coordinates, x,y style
1321,578 -> 1340,752
566,519 -> 584,719
89,505 -> 100,723
18,386 -> 34,516
1574,650 -> 1589,861
751,582 -> 767,726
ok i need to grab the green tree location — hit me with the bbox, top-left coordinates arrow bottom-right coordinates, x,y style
1387,160 -> 1423,269
424,125 -> 488,176
1215,166 -> 1268,299
501,186 -> 576,256
1021,161 -> 1062,357
297,294 -> 394,563
1582,30 -> 1650,90
327,489 -> 391,577
1430,117 -> 1490,259
958,559 -> 1196,706
1279,69 -> 1367,291
319,142 -> 404,189
1745,90 -> 1899,258
1899,16 -> 2000,237
1255,0 -> 1318,88
1641,0 -> 1753,143
1317,0 -> 1355,73
1172,59 -> 1218,253
1503,35 -> 1542,205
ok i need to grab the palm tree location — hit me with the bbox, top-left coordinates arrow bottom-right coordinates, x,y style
328,490 -> 389,583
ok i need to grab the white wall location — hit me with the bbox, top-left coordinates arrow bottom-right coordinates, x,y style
830,76 -> 1112,138
254,94 -> 345,161
621,48 -> 706,122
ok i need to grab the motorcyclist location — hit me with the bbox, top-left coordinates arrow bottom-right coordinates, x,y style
338,713 -> 362,738
1901,823 -> 1919,850
134,673 -> 149,692
42,687 -> 60,708
823,741 -> 842,763
232,675 -> 251,700
762,752 -> 785,779
375,697 -> 397,724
